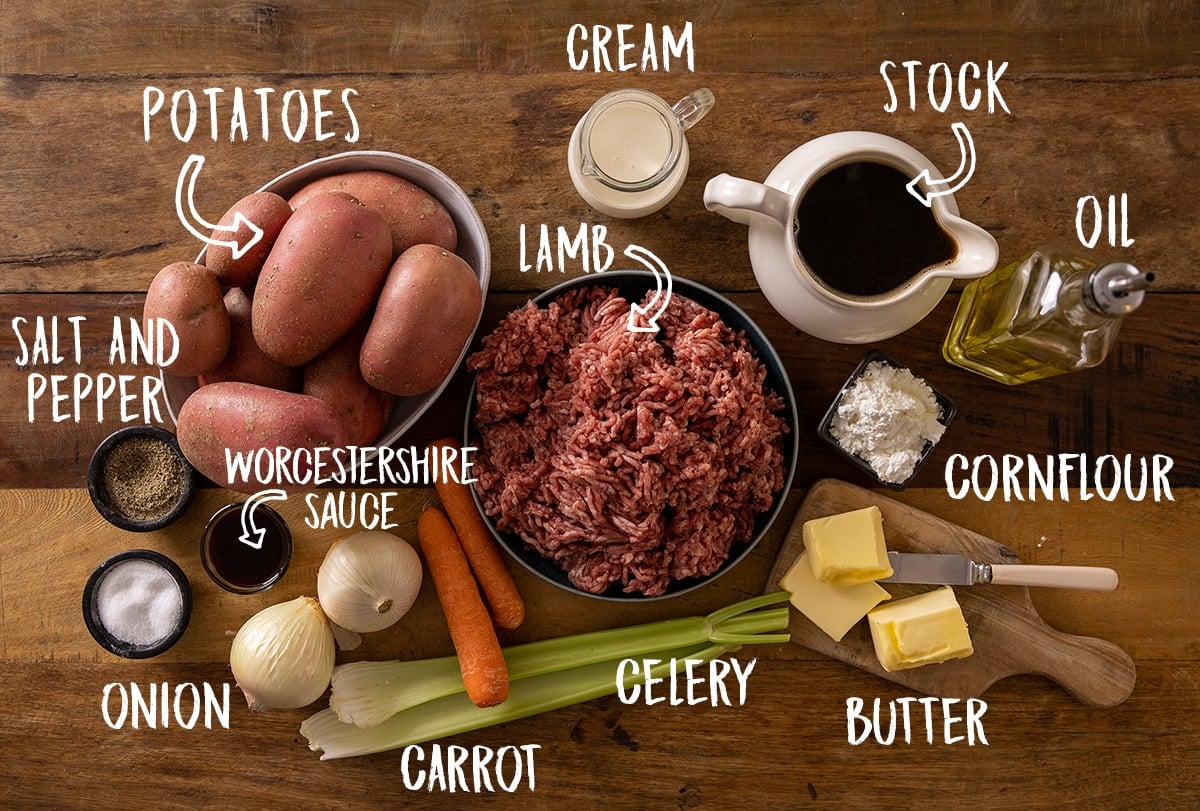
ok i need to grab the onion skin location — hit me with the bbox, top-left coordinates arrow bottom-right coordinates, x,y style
317,531 -> 423,634
230,596 -> 335,712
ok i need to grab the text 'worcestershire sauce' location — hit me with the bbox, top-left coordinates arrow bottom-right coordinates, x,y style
795,161 -> 957,297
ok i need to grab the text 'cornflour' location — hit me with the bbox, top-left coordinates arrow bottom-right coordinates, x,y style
945,453 -> 1174,502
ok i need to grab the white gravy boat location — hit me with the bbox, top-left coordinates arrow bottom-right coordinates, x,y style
704,131 -> 998,343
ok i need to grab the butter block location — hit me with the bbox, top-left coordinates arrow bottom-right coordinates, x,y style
803,505 -> 894,586
867,586 -> 974,672
781,551 -> 890,642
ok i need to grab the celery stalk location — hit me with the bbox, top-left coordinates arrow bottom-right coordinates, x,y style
302,643 -> 729,760
329,592 -> 791,729
302,592 -> 793,758
329,658 -> 463,728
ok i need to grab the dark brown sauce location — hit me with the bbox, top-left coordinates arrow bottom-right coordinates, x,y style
795,161 -> 957,297
203,505 -> 291,591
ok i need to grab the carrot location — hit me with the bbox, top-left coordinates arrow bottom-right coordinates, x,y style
430,437 -> 526,630
417,505 -> 509,708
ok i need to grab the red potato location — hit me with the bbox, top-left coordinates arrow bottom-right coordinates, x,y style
199,288 -> 301,391
360,244 -> 483,396
252,192 -> 392,366
289,171 -> 458,257
204,192 -> 293,288
303,323 -> 393,445
143,261 -> 229,377
176,381 -> 349,493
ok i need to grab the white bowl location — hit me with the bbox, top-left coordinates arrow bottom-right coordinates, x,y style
162,150 -> 491,449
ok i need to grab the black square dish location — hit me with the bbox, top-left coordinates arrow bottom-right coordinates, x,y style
818,350 -> 957,490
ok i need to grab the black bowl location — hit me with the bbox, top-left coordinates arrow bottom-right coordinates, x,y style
817,349 -> 957,490
87,425 -> 197,532
82,549 -> 193,659
464,270 -> 799,601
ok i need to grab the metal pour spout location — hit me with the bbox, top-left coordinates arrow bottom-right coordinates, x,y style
1089,262 -> 1153,315
1109,271 -> 1155,296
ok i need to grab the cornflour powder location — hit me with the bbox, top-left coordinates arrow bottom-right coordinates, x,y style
830,361 -> 946,484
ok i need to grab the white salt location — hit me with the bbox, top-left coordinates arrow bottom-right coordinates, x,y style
830,361 -> 946,484
95,558 -> 183,647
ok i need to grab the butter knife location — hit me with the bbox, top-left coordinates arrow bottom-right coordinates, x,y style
879,552 -> 1119,591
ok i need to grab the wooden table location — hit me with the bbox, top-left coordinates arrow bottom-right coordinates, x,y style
2,3 -> 1198,808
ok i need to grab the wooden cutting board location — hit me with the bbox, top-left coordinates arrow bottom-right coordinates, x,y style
767,479 -> 1137,707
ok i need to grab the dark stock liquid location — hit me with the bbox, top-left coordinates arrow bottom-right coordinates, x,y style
795,161 -> 957,297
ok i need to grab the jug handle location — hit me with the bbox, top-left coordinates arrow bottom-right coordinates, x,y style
704,174 -> 792,229
932,212 -> 1000,280
672,88 -> 715,130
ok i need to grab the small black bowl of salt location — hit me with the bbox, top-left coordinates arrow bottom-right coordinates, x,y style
83,549 -> 192,658
87,425 -> 197,532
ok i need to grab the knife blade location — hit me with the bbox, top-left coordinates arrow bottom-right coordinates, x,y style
879,552 -> 1119,591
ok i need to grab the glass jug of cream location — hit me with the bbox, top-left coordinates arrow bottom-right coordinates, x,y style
568,88 -> 714,218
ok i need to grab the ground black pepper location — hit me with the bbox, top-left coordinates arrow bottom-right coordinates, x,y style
101,435 -> 185,521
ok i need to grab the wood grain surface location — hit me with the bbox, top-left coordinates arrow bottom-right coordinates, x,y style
2,1 -> 1197,77
0,486 -> 1196,808
2,2 -> 1199,809
4,291 -> 1199,492
2,74 -> 1197,294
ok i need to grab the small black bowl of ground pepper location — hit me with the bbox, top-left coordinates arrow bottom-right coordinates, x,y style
87,425 -> 198,532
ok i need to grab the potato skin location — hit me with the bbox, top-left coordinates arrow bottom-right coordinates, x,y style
199,288 -> 301,391
143,261 -> 229,377
290,171 -> 457,256
204,192 -> 293,288
252,192 -> 392,366
176,381 -> 348,493
360,244 -> 483,396
303,323 -> 393,445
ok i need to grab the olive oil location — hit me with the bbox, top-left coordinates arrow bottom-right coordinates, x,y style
943,249 -> 1153,385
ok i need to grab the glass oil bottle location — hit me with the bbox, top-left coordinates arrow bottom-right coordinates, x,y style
942,248 -> 1153,384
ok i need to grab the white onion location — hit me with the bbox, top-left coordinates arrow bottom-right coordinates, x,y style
317,530 -> 423,634
230,596 -> 335,712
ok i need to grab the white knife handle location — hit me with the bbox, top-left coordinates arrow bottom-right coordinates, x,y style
988,564 -> 1119,591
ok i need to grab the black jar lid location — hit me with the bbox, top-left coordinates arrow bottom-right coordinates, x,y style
82,549 -> 193,659
87,425 -> 198,532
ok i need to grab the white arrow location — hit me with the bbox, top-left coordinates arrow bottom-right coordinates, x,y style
175,154 -> 264,259
624,244 -> 673,333
239,489 -> 288,550
906,122 -> 977,208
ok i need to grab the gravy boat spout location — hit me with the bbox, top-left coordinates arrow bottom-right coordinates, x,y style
926,209 -> 1000,283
